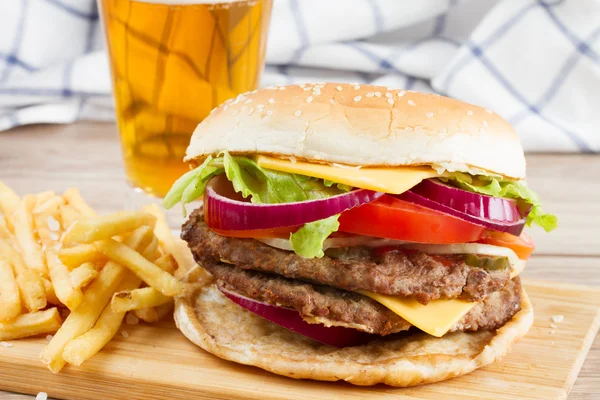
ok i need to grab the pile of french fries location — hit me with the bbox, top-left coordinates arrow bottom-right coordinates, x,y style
0,182 -> 187,373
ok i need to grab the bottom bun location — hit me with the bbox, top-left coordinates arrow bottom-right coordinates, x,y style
174,281 -> 533,387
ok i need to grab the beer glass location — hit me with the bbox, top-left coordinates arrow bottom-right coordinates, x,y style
98,0 -> 272,197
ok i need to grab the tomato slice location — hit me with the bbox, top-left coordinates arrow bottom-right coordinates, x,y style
478,230 -> 535,259
338,195 -> 485,243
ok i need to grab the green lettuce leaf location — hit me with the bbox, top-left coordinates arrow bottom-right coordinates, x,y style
445,173 -> 557,232
290,215 -> 340,258
222,152 -> 348,203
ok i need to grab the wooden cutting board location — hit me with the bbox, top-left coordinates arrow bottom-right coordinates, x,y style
0,279 -> 598,400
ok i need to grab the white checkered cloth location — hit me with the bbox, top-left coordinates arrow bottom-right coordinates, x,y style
0,0 -> 598,152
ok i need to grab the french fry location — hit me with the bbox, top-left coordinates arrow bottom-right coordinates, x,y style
46,250 -> 84,311
62,188 -> 97,219
0,308 -> 62,341
61,232 -> 152,366
59,204 -> 82,230
140,234 -> 161,261
40,261 -> 128,373
13,195 -> 47,277
0,181 -> 20,228
34,191 -> 55,208
155,253 -> 177,275
112,287 -> 171,313
94,239 -> 182,296
123,225 -> 154,251
33,197 -> 64,248
33,195 -> 65,215
0,260 -> 21,322
0,241 -> 46,312
62,211 -> 156,245
69,262 -> 98,290
155,300 -> 174,321
58,244 -> 106,270
63,272 -> 144,366
133,308 -> 159,323
41,277 -> 60,305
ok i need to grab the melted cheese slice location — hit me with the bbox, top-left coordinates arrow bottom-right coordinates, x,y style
361,260 -> 525,338
256,155 -> 439,194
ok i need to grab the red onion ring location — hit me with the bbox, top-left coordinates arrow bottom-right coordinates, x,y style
204,175 -> 384,231
220,288 -> 369,348
398,179 -> 528,236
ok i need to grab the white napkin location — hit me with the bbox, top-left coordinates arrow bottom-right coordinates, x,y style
0,0 -> 598,152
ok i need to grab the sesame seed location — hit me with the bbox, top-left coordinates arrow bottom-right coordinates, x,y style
375,92 -> 381,98
121,331 -> 129,338
365,92 -> 374,98
425,112 -> 434,118
552,315 -> 564,323
0,341 -> 13,348
244,99 -> 252,105
248,108 -> 255,115
306,96 -> 313,103
397,90 -> 406,97
47,216 -> 60,231
336,86 -> 343,91
294,110 -> 302,117
385,93 -> 392,98
36,393 -> 48,400
550,323 -> 558,329
49,232 -> 59,241
467,110 -> 474,115
483,120 -> 489,127
266,110 -> 273,116
329,99 -> 336,104
408,100 -> 416,106
313,89 -> 321,95
485,108 -> 493,114
268,98 -> 275,104
387,98 -> 394,105
354,85 -> 361,90
354,96 -> 362,102
303,87 -> 312,91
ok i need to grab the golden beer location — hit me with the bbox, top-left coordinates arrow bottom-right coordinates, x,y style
99,0 -> 272,196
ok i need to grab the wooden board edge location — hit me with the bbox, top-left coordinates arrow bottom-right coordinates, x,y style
562,307 -> 600,399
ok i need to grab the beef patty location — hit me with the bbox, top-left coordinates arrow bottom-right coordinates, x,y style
182,208 -> 511,304
206,261 -> 523,336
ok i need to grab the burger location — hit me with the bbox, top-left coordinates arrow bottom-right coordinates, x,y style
164,83 -> 556,386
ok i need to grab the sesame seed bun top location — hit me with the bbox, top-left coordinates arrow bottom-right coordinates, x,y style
185,83 -> 526,180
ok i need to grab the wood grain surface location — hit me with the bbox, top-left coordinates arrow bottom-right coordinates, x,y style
0,123 -> 599,399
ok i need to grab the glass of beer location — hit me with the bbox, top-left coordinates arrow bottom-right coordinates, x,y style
98,0 -> 272,197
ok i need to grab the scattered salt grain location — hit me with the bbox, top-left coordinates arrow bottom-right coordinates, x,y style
121,331 -> 129,338
36,392 -> 48,400
47,216 -> 60,232
551,315 -> 564,323
0,342 -> 13,348
126,314 -> 140,325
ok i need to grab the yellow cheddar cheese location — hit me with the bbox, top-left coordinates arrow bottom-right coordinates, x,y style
256,155 -> 438,194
